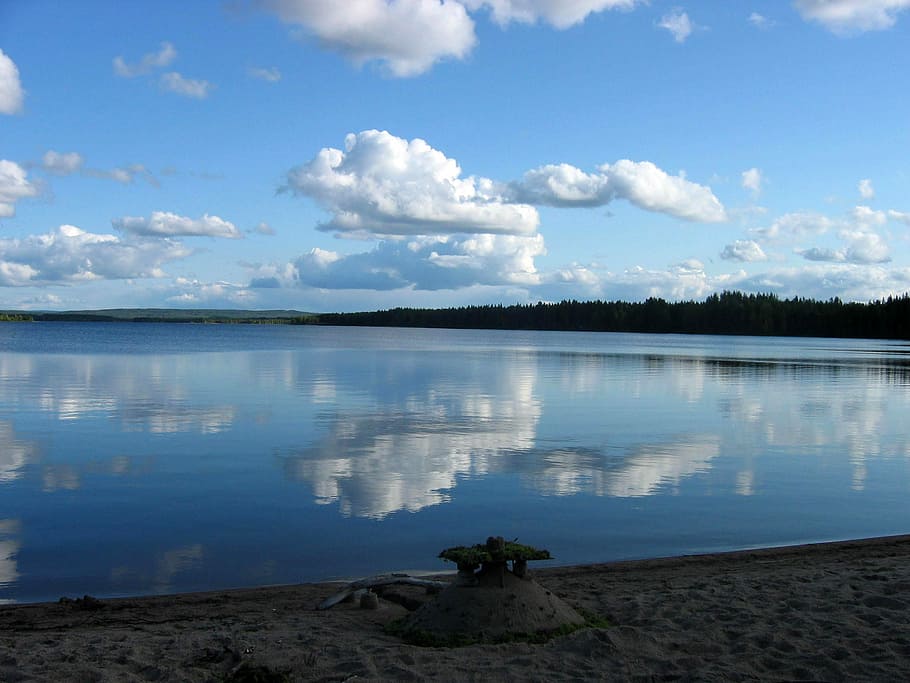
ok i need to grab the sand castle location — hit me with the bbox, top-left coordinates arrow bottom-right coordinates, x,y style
398,536 -> 586,644
318,536 -> 587,644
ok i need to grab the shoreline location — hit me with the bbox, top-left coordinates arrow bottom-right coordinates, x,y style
3,534 -> 910,681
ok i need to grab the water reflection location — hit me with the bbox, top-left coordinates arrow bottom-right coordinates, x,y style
41,464 -> 80,492
281,357 -> 541,519
278,345 -> 910,517
0,421 -> 37,483
522,436 -> 721,498
111,543 -> 205,595
0,353 -> 238,433
2,325 -> 910,603
718,373 -> 910,492
0,519 -> 20,599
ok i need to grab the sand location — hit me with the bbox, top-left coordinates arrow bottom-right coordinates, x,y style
3,535 -> 910,681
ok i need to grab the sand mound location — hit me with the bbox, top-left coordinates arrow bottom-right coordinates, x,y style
401,564 -> 585,642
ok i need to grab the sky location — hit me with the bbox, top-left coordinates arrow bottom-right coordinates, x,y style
1,0 -> 909,312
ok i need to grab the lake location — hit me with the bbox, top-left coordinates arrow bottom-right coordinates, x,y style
2,323 -> 910,604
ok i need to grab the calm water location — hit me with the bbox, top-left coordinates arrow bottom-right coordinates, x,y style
2,323 -> 910,604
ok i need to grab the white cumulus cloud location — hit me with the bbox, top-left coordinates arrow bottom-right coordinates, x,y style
797,237 -> 891,264
255,232 -> 545,291
0,49 -> 25,115
41,151 -> 85,176
721,240 -> 768,262
737,263 -> 910,302
849,205 -> 887,228
513,163 -> 611,207
794,0 -> 910,33
0,160 -> 39,218
858,178 -> 875,199
462,0 -> 641,28
888,209 -> 910,225
658,8 -> 695,42
794,206 -> 891,264
113,212 -> 242,239
741,167 -> 763,195
513,160 -> 727,222
599,161 -> 725,222
0,225 -> 191,285
585,261 -> 720,302
841,230 -> 891,263
113,42 -> 177,77
261,0 -> 477,77
159,72 -> 214,99
283,129 -> 539,237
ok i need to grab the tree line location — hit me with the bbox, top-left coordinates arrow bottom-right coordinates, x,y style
310,291 -> 910,340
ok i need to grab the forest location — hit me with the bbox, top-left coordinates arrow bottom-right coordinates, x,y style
4,292 -> 909,340
312,291 -> 910,341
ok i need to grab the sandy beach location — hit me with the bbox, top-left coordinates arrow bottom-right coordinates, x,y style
3,535 -> 910,681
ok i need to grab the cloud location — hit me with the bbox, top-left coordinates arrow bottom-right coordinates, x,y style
289,233 -> 545,290
794,0 -> 910,33
261,1 -> 648,76
113,211 -> 242,239
253,221 -> 276,235
513,160 -> 728,222
849,204 -> 887,228
736,263 -> 910,302
85,164 -> 157,186
0,160 -> 39,218
167,278 -> 256,306
799,246 -> 846,262
41,150 -> 85,176
512,163 -> 610,207
283,129 -> 539,237
248,66 -> 282,82
548,260 -> 726,302
858,178 -> 875,199
888,209 -> 910,225
748,12 -> 774,28
251,231 -> 545,292
462,0 -> 641,29
752,211 -> 834,242
0,225 -> 191,285
793,206 -> 891,264
159,72 -> 214,98
658,8 -> 695,42
0,49 -> 25,115
113,42 -> 177,77
261,0 -> 477,77
721,240 -> 768,262
113,42 -> 212,98
840,230 -> 891,263
741,167 -> 763,195
593,161 -> 727,222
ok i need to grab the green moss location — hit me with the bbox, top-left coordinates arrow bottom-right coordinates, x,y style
439,540 -> 551,566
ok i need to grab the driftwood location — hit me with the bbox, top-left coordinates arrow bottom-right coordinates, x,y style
318,573 -> 447,610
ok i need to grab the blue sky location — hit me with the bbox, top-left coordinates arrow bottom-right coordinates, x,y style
1,0 -> 909,312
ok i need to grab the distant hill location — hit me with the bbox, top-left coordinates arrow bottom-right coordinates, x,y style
4,309 -> 315,324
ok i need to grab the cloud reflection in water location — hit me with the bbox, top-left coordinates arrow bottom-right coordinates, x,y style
281,362 -> 542,519
0,421 -> 36,483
